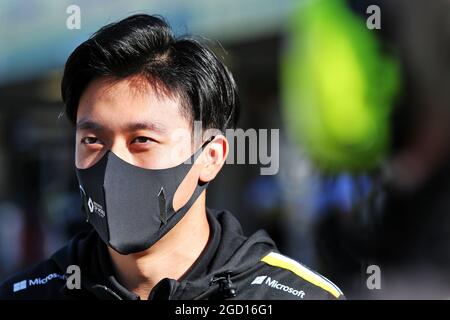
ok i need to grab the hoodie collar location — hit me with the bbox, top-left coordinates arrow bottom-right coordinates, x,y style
52,208 -> 277,300
91,208 -> 224,300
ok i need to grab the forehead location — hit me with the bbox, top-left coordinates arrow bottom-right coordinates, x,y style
77,76 -> 191,132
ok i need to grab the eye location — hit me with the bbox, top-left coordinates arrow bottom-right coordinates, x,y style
81,137 -> 103,145
131,136 -> 154,144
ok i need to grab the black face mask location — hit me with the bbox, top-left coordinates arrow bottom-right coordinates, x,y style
75,140 -> 211,255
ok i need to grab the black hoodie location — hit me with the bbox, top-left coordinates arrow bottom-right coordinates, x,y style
0,209 -> 344,300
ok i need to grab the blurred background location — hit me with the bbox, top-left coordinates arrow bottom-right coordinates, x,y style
1,0 -> 450,299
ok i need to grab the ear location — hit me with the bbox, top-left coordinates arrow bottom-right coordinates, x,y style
198,135 -> 229,183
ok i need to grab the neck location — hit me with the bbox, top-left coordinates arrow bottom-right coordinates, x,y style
108,191 -> 210,299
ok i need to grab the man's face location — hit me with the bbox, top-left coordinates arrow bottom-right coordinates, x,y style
75,76 -> 205,211
75,76 -> 194,170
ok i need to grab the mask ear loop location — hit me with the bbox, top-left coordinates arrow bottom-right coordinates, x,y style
161,137 -> 215,230
192,135 -> 216,163
168,135 -> 216,214
202,135 -> 215,148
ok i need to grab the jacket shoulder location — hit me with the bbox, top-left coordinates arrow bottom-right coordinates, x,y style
255,251 -> 344,300
0,259 -> 66,300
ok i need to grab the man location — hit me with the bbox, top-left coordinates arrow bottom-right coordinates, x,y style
0,14 -> 343,300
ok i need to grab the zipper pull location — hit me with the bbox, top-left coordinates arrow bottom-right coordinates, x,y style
210,273 -> 237,299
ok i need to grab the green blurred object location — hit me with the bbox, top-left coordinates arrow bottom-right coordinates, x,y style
282,0 -> 400,172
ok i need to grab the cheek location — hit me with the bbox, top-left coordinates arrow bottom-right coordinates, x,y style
74,143 -> 104,169
74,142 -> 83,169
74,134 -> 88,168
74,149 -> 92,169
165,135 -> 194,167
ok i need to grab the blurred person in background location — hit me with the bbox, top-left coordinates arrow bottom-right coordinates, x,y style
281,0 -> 450,299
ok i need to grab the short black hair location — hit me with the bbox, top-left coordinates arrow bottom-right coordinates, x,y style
61,14 -> 240,131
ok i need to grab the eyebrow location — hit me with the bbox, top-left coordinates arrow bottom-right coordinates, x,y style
76,119 -> 168,135
76,119 -> 104,131
124,121 -> 167,134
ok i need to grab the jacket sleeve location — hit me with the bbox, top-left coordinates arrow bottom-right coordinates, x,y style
259,251 -> 345,300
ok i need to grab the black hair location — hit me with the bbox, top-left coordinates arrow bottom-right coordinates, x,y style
61,14 -> 240,131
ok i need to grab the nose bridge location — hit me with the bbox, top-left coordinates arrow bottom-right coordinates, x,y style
110,138 -> 133,165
